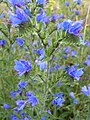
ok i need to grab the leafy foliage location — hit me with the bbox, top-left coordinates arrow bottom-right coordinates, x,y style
0,0 -> 90,120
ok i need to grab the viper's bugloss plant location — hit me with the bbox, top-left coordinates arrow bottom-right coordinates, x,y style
1,0 -> 90,120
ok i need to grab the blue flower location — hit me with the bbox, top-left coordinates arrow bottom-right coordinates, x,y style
3,103 -> 11,109
84,55 -> 90,66
52,92 -> 65,107
37,61 -> 47,70
65,1 -> 70,6
70,92 -> 75,99
84,40 -> 90,46
37,48 -> 45,59
73,99 -> 78,104
68,64 -> 84,80
36,10 -> 50,23
52,97 -> 65,107
57,81 -> 62,86
59,13 -> 64,18
10,114 -> 19,120
7,0 -> 26,6
60,20 -> 72,31
10,89 -> 23,98
54,92 -> 63,97
63,55 -> 68,59
16,100 -> 26,112
10,90 -> 17,98
24,7 -> 32,18
47,109 -> 52,114
10,7 -> 28,25
18,81 -> 28,89
81,84 -> 90,96
26,91 -> 39,107
16,38 -> 25,46
65,65 -> 70,71
0,13 -> 6,18
75,10 -> 81,15
21,112 -> 26,117
23,116 -> 32,120
85,60 -> 90,66
58,20 -> 84,36
70,92 -> 78,104
14,59 -> 32,76
69,20 -> 83,36
49,67 -> 54,73
0,40 -> 6,47
51,14 -> 60,21
88,55 -> 90,60
74,0 -> 82,4
71,50 -> 77,57
41,116 -> 48,120
36,0 -> 47,5
22,117 -> 30,120
54,64 -> 60,70
64,46 -> 71,54
26,91 -> 34,97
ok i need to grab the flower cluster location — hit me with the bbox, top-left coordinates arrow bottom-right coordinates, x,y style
10,7 -> 29,25
70,92 -> 78,104
52,92 -> 65,107
57,20 -> 84,36
4,80 -> 39,119
14,59 -> 32,76
67,64 -> 84,80
36,9 -> 50,23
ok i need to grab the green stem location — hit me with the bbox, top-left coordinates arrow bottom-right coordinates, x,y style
86,101 -> 90,120
0,28 -> 8,38
49,36 -> 68,57
83,6 -> 90,40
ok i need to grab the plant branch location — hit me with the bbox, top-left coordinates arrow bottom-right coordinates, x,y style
49,36 -> 66,57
